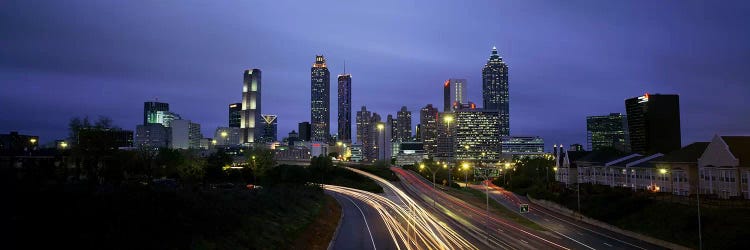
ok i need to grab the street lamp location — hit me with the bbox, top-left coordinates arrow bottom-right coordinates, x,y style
420,162 -> 439,208
377,123 -> 384,160
220,131 -> 228,144
462,163 -> 470,187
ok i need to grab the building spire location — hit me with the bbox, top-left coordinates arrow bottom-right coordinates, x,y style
491,46 -> 498,55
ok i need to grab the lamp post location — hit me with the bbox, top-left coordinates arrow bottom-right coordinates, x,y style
420,163 -> 438,208
377,123 -> 384,161
251,155 -> 257,184
697,171 -> 703,250
462,163 -> 470,188
28,138 -> 37,155
220,131 -> 228,145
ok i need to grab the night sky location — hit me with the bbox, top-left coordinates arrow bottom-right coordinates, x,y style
2,1 -> 749,148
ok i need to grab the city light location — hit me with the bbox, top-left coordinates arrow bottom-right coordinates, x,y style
659,169 -> 668,174
443,115 -> 453,123
29,138 -> 37,144
377,123 -> 384,130
221,131 -> 228,137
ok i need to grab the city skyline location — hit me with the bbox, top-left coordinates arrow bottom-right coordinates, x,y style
2,1 -> 749,148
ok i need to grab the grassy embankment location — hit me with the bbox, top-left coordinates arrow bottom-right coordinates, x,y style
5,185 -> 336,249
530,184 -> 750,249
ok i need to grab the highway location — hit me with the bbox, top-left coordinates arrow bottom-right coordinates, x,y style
467,181 -> 665,250
393,167 -> 586,250
325,177 -> 477,249
328,166 -> 665,250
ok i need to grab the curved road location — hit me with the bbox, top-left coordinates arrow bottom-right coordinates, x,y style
326,189 -> 395,250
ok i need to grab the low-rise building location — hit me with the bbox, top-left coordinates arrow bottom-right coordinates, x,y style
698,135 -> 750,199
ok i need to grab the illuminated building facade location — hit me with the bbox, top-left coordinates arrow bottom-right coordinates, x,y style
501,136 -> 545,157
454,109 -> 502,162
419,104 -> 439,157
443,79 -> 467,111
482,46 -> 510,137
337,73 -> 352,142
367,113 -> 382,160
356,106 -> 374,160
144,101 -> 169,125
586,113 -> 629,152
241,69 -> 262,144
625,93 -> 681,154
311,55 -> 330,142
228,102 -> 241,127
436,112 -> 456,161
396,106 -> 412,141
149,111 -> 181,128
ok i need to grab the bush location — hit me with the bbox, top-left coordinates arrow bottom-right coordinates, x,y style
264,165 -> 310,185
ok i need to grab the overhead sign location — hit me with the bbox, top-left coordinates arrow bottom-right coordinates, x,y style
473,167 -> 500,178
519,204 -> 529,213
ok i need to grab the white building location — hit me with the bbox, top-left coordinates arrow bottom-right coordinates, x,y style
698,135 -> 750,199
170,119 -> 202,149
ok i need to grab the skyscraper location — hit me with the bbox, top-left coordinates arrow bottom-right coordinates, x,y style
443,80 -> 451,112
420,104 -> 439,157
436,112 -> 456,161
396,106 -> 412,141
311,55 -> 330,142
229,102 -> 241,128
298,122 -> 311,141
260,114 -> 278,143
482,46 -> 510,136
356,106 -> 375,161
170,119 -> 202,149
369,113 -> 382,160
241,69 -> 261,144
443,79 -> 467,111
144,101 -> 169,125
454,109 -> 502,162
625,93 -> 681,154
337,72 -> 352,142
586,113 -> 629,152
387,114 -> 396,141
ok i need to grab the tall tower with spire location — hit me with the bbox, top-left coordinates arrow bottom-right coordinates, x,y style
337,62 -> 352,142
482,46 -> 509,136
311,55 -> 330,142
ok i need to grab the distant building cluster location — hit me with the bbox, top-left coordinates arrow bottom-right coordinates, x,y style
8,45 -> 747,203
